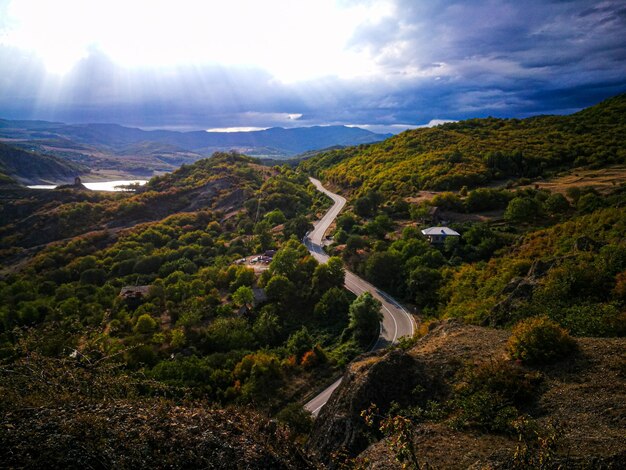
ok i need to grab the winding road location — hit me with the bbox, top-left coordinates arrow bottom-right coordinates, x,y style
303,177 -> 416,416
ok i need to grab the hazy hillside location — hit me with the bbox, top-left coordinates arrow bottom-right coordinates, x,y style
0,120 -> 391,158
0,142 -> 83,184
300,94 -> 626,195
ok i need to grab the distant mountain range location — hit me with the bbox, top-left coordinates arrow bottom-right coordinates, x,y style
0,119 -> 391,158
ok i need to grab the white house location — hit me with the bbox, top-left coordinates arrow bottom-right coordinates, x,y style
421,226 -> 460,244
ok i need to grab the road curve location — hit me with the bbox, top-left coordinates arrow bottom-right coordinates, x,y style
304,177 -> 416,416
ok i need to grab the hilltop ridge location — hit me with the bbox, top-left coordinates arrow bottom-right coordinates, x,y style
300,93 -> 626,195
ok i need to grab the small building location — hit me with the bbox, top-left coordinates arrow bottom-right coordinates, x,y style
421,226 -> 460,244
119,285 -> 152,300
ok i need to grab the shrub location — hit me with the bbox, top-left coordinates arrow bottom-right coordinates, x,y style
134,314 -> 157,334
286,327 -> 314,361
276,403 -> 313,435
508,317 -> 577,365
300,350 -> 318,369
450,359 -> 542,434
504,197 -> 541,223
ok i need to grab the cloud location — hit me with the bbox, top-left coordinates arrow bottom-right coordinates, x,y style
345,0 -> 626,116
0,1 -> 625,130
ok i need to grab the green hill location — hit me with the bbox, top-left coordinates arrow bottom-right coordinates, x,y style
0,142 -> 83,184
300,94 -> 626,195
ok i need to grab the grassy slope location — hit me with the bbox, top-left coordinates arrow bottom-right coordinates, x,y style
0,142 -> 84,184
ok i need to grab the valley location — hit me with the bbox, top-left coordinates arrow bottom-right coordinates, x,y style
1,94 -> 625,468
0,119 -> 391,183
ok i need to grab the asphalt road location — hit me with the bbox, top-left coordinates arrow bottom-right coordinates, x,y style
304,177 -> 416,416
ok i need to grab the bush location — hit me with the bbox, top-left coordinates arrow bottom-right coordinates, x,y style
504,197 -> 541,223
508,317 -> 577,365
451,359 -> 541,434
134,314 -> 157,334
276,403 -> 313,435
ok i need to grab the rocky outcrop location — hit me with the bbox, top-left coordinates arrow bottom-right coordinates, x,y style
307,349 -> 431,464
309,320 -> 626,469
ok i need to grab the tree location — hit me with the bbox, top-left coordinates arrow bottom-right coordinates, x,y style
314,287 -> 351,321
134,314 -> 157,334
366,214 -> 394,239
203,317 -> 255,352
133,255 -> 163,274
577,193 -> 604,213
286,327 -> 314,360
264,209 -> 286,226
407,266 -> 442,307
80,268 -> 107,286
349,292 -> 382,345
336,213 -> 359,232
312,256 -> 345,294
253,310 -> 283,346
232,285 -> 254,310
265,275 -> 294,303
353,190 -> 383,217
346,235 -> 367,253
334,228 -> 349,244
254,221 -> 273,251
233,352 -> 283,402
504,197 -> 541,223
283,215 -> 313,240
170,328 -> 186,348
269,240 -> 317,295
365,251 -> 404,295
354,196 -> 374,217
269,240 -> 310,279
543,193 -> 570,215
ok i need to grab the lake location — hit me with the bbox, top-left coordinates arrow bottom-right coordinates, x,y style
28,180 -> 148,191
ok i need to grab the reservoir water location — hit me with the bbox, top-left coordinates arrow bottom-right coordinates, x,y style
28,180 -> 148,191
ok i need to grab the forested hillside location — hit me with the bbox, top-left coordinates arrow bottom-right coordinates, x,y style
295,95 -> 626,338
0,152 -> 383,442
300,94 -> 626,195
298,95 -> 626,467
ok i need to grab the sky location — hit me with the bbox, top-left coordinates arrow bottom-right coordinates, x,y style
0,0 -> 625,133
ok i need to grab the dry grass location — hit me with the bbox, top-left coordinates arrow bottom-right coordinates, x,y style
527,165 -> 626,195
357,321 -> 626,468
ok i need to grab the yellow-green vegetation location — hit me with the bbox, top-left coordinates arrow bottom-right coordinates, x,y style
507,317 -> 577,365
0,152 -> 365,415
300,94 -> 626,195
441,197 -> 626,335
303,96 -> 626,341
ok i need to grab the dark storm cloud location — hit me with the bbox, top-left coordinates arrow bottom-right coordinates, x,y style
345,0 -> 626,121
1,0 -> 625,130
